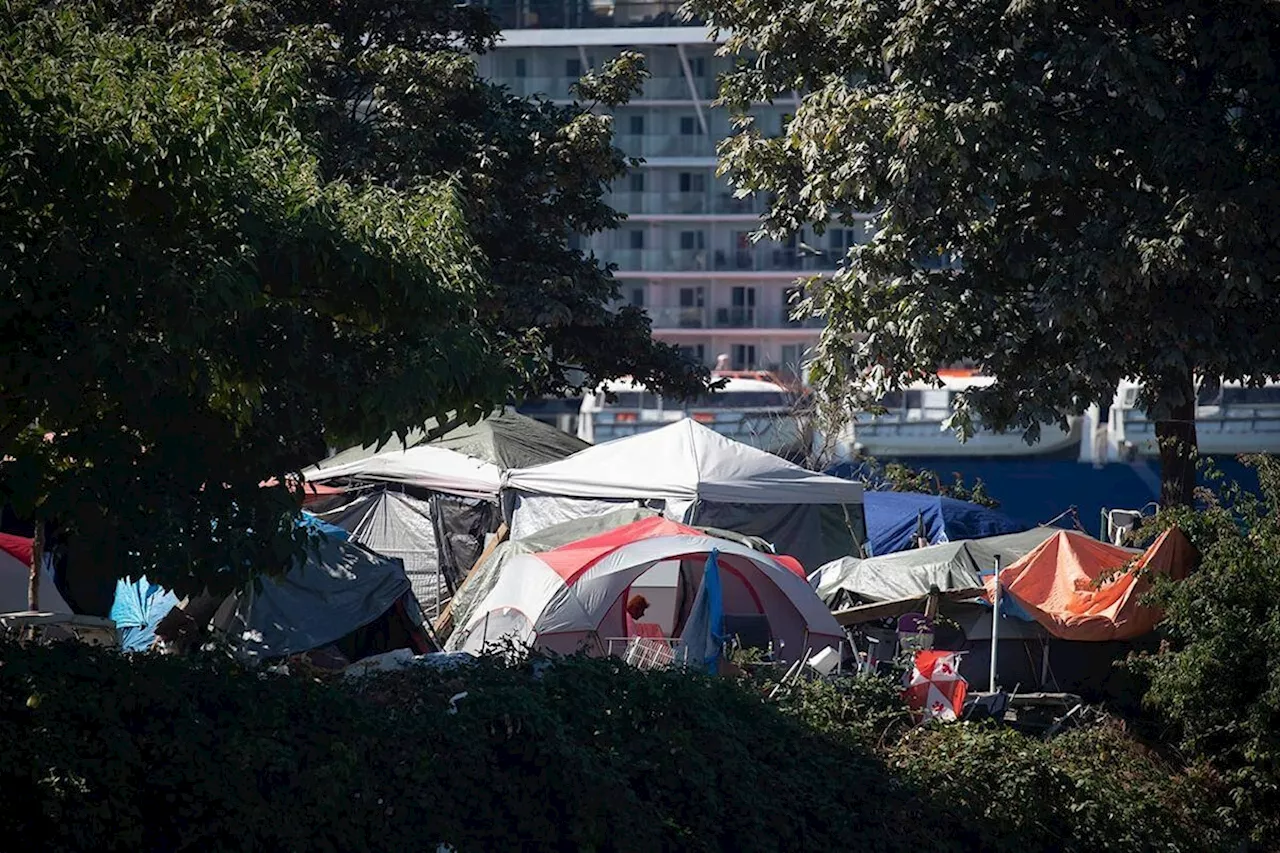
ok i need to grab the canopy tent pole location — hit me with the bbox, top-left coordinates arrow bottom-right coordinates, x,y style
989,555 -> 1001,693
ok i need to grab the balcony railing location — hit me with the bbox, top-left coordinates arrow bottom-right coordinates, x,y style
647,306 -> 825,330
607,247 -> 842,273
500,75 -> 717,101
614,133 -> 717,159
471,0 -> 704,30
609,191 -> 768,216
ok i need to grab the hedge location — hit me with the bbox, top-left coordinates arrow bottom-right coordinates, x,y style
0,642 -> 1237,852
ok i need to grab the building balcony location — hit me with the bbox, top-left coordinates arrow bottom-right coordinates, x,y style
607,247 -> 843,273
472,0 -> 703,30
614,133 -> 717,159
647,306 -> 825,330
609,191 -> 768,216
501,76 -> 575,99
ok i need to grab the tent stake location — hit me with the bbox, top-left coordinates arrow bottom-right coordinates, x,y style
989,555 -> 1002,694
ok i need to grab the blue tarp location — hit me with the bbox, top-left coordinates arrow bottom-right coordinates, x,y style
679,550 -> 725,672
857,491 -> 1028,557
110,576 -> 180,652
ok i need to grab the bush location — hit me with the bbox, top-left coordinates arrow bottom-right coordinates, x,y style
0,642 -> 1237,852
1133,454 -> 1280,844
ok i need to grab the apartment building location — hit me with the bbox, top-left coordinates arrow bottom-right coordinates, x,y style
472,0 -> 872,380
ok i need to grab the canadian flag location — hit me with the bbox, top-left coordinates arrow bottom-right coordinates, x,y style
902,650 -> 968,722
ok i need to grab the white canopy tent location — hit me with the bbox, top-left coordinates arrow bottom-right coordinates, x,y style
304,444 -> 500,500
502,419 -> 866,572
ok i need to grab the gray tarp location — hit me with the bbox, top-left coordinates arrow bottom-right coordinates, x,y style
813,527 -> 1063,607
315,407 -> 588,473
319,490 -> 448,615
212,535 -> 411,661
689,501 -> 864,575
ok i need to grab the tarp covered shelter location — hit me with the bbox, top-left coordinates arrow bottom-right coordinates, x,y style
305,409 -> 589,616
812,527 -> 1062,609
110,577 -> 180,652
0,532 -> 71,614
988,528 -> 1195,641
502,418 -> 866,572
212,516 -> 424,661
107,515 -> 430,661
454,517 -> 843,663
862,491 -> 1027,556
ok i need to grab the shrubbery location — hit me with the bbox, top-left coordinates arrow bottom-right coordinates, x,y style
1133,454 -> 1280,844
0,641 -> 1238,852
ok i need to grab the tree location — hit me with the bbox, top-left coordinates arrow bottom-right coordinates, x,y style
690,0 -> 1280,505
109,0 -> 707,405
0,2 -> 701,597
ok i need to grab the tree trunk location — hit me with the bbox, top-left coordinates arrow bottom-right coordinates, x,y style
27,520 -> 43,611
1154,387 -> 1198,508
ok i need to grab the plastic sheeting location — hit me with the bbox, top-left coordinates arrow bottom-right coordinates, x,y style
212,530 -> 412,661
320,490 -> 449,615
813,527 -> 1062,608
990,528 -> 1194,641
862,491 -> 1027,556
110,576 -> 180,652
505,493 -> 647,541
689,501 -> 863,578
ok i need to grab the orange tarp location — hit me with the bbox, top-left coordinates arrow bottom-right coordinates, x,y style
984,528 -> 1194,642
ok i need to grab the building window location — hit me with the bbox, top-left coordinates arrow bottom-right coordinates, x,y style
628,115 -> 645,136
679,116 -> 702,136
679,344 -> 707,364
678,286 -> 705,307
830,227 -> 862,252
628,229 -> 645,250
731,344 -> 758,370
689,57 -> 706,77
678,172 -> 707,193
515,58 -> 527,78
679,230 -> 706,251
566,58 -> 582,78
628,171 -> 645,193
628,286 -> 645,307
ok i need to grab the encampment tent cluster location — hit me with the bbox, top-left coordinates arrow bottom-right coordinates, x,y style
1,408 -> 1197,699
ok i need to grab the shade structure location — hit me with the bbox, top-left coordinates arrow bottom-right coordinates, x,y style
0,532 -> 70,614
305,444 -> 502,499
862,491 -> 1027,556
505,418 -> 862,505
454,517 -> 843,662
501,418 -> 865,572
306,408 -> 588,493
988,528 -> 1194,641
812,527 -> 1063,608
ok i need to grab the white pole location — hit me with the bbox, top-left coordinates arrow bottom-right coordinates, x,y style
989,555 -> 1002,693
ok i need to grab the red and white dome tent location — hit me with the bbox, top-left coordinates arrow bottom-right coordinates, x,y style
0,532 -> 72,614
453,517 -> 844,663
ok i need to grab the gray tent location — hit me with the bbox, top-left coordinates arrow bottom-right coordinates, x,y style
812,527 -> 1063,608
306,409 -> 589,617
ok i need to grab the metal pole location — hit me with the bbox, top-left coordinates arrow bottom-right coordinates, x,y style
989,555 -> 1002,693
